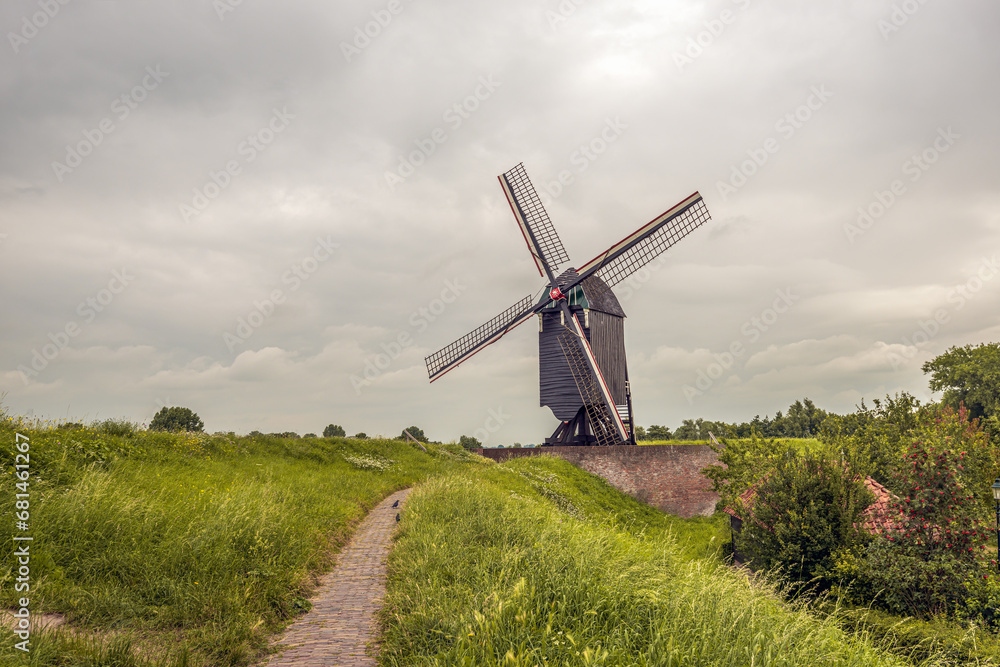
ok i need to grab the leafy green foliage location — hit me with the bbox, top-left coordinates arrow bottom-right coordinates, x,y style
458,434 -> 481,450
674,418 -> 727,440
95,417 -> 142,437
323,423 -> 346,438
703,432 -> 786,512
820,393 -> 922,489
149,406 -> 204,433
353,432 -> 368,439
399,425 -> 428,442
862,418 -> 990,618
725,398 -> 828,439
737,449 -> 875,589
923,342 -> 1000,425
644,424 -> 673,440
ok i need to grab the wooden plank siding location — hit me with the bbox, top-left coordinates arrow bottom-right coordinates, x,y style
539,306 -> 627,420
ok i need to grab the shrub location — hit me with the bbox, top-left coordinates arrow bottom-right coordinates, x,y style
703,431 -> 785,512
862,421 -> 989,618
399,426 -> 428,443
458,435 -> 481,450
323,424 -> 346,438
737,449 -> 875,590
149,407 -> 203,433
353,432 -> 367,440
95,418 -> 141,437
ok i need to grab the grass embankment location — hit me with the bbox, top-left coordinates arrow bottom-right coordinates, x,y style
641,437 -> 823,452
380,455 -> 907,666
0,416 -> 484,666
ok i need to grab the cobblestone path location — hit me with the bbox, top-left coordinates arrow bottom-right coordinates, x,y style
266,488 -> 411,666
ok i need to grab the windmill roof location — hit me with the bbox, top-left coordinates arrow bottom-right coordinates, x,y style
551,269 -> 626,317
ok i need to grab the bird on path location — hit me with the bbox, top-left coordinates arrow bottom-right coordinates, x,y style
392,499 -> 399,508
395,513 -> 400,522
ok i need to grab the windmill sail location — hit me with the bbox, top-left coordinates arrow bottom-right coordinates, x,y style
575,192 -> 710,287
556,328 -> 626,446
425,294 -> 537,382
500,163 -> 570,279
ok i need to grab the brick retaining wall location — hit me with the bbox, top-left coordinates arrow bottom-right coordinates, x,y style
476,445 -> 720,518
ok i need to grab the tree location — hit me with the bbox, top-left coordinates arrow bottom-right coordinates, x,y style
784,398 -> 827,437
303,433 -> 317,438
353,432 -> 368,440
863,418 -> 990,617
150,407 -> 204,433
923,342 -> 1000,434
323,424 -> 346,438
703,432 -> 785,512
673,419 -> 699,440
458,435 -> 481,450
399,426 -> 428,443
634,426 -> 647,441
646,424 -> 672,440
737,449 -> 875,589
820,392 -> 922,489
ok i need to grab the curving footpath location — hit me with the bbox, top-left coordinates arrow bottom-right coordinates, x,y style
266,488 -> 411,666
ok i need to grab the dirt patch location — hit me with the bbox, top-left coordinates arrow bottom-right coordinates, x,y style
0,610 -> 67,631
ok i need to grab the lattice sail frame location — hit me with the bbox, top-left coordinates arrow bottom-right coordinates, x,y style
425,294 -> 535,381
556,329 -> 623,447
576,193 -> 710,287
500,163 -> 570,277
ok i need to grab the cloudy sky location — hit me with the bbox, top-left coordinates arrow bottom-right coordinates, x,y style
1,1 -> 998,444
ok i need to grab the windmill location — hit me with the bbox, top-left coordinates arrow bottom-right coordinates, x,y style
425,163 -> 711,446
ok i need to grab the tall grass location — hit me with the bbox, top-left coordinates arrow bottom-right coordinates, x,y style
380,456 -> 908,666
0,412 -> 485,666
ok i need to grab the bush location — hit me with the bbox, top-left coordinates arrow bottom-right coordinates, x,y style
737,449 -> 875,590
819,393 -> 921,489
862,418 -> 989,618
703,431 -> 785,512
149,407 -> 204,433
353,432 -> 368,440
95,418 -> 140,437
399,426 -> 428,443
458,435 -> 481,450
323,424 -> 346,438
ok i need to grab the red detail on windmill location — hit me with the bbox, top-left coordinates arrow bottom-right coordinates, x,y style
549,287 -> 566,301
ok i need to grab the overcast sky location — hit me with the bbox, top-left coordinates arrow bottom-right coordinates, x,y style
2,1 -> 998,444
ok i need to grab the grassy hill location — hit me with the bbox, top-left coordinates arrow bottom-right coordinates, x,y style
1,412 -> 981,666
379,455 -> 911,666
0,415 -> 484,666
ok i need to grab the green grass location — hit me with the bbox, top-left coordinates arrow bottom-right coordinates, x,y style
0,413 -> 485,666
379,455 -> 909,666
641,437 -> 823,452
